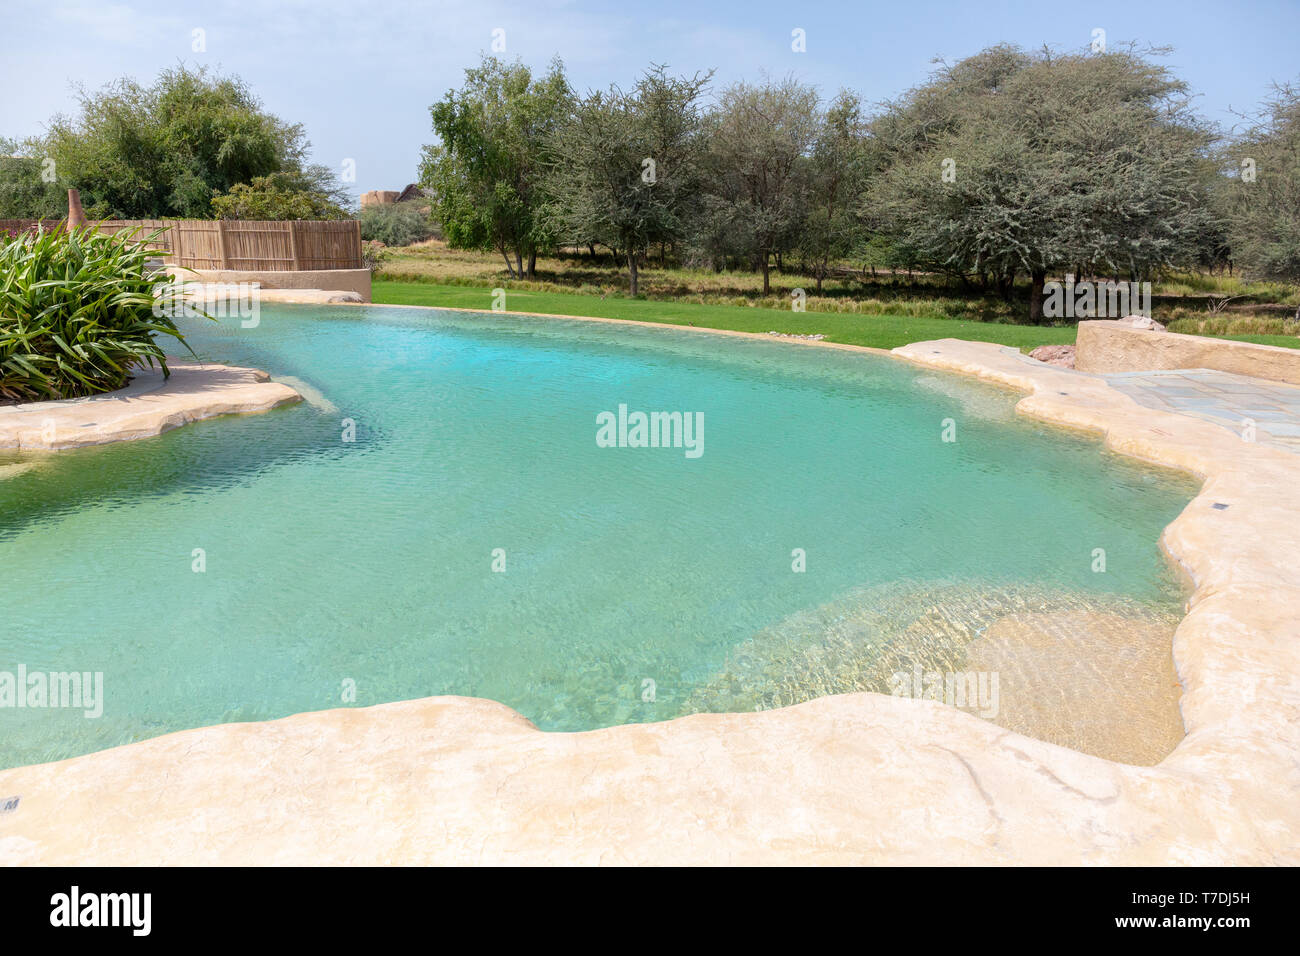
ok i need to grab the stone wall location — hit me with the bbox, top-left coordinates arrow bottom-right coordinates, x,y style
168,267 -> 371,301
1076,320 -> 1300,386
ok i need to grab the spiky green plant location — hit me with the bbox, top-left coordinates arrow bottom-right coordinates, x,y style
0,226 -> 191,403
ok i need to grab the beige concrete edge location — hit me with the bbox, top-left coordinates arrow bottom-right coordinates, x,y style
0,363 -> 302,451
1,326 -> 1296,865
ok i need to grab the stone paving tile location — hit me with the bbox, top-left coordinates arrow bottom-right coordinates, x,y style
1239,410 -> 1293,421
1198,408 -> 1250,422
1105,368 -> 1300,454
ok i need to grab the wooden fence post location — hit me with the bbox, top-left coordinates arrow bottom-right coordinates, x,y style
289,221 -> 301,269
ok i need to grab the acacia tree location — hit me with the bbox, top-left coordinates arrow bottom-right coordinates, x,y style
702,78 -> 820,294
865,45 -> 1217,321
420,56 -> 571,278
545,66 -> 711,295
1221,83 -> 1300,297
798,90 -> 870,292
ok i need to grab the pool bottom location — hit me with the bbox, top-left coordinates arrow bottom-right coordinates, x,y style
683,579 -> 1184,765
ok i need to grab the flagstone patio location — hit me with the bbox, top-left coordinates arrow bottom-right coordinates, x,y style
1103,369 -> 1300,452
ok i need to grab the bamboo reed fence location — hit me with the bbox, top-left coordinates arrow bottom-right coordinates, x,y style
0,218 -> 362,270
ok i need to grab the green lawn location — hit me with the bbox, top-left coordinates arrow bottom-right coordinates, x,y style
1200,332 -> 1300,350
372,279 -> 1300,353
371,280 -> 1078,351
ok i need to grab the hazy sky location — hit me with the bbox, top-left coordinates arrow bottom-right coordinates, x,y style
2,0 -> 1297,200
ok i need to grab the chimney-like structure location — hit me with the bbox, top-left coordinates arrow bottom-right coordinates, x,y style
66,188 -> 87,230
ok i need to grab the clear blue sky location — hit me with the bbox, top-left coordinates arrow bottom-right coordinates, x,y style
2,0 -> 1297,201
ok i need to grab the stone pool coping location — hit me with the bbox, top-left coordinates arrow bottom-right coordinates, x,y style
0,362 -> 302,451
1,317 -> 1298,864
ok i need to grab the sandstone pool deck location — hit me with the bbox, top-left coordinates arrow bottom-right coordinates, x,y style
2,332 -> 1299,864
0,362 -> 301,451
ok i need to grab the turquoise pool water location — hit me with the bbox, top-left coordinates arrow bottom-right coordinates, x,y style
0,306 -> 1197,768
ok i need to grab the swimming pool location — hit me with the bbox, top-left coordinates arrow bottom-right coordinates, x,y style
0,305 -> 1196,768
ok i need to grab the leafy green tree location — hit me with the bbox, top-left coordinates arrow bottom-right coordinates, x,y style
19,65 -> 340,219
420,56 -> 571,278
545,66 -> 711,295
0,139 -> 65,218
865,45 -> 1217,321
1221,83 -> 1300,292
700,77 -> 820,294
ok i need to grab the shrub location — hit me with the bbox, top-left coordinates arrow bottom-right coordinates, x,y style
360,202 -> 436,247
361,239 -> 389,273
210,171 -> 351,220
0,226 -> 190,402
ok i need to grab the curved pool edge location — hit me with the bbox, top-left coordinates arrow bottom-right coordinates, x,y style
0,362 -> 302,451
892,338 -> 1300,850
1,333 -> 1296,865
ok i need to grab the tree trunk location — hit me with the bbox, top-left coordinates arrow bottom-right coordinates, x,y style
500,246 -> 517,278
999,270 -> 1016,302
761,255 -> 771,296
627,249 -> 639,296
527,250 -> 537,277
515,252 -> 523,277
1029,269 -> 1047,323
